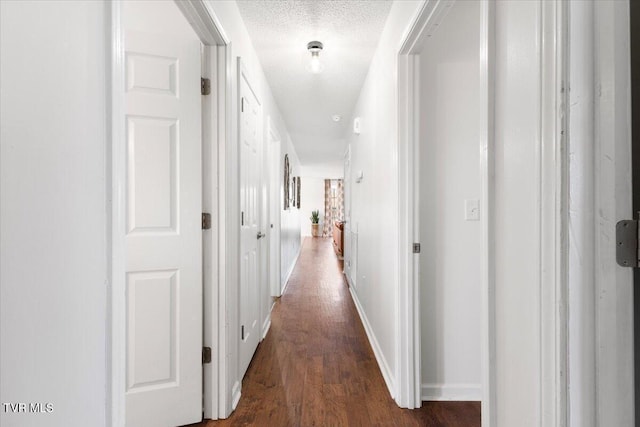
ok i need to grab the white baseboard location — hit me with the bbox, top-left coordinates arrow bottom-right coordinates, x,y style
345,270 -> 355,289
281,275 -> 291,296
281,247 -> 301,295
348,287 -> 396,398
421,383 -> 481,401
231,380 -> 241,410
261,317 -> 271,340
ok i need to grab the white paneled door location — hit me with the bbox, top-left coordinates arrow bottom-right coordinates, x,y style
239,62 -> 263,379
268,126 -> 281,298
343,146 -> 352,281
124,25 -> 202,427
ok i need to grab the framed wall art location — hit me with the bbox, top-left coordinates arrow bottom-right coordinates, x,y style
291,177 -> 297,209
284,154 -> 290,210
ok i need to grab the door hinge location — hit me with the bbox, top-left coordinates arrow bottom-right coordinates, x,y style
202,212 -> 212,230
413,243 -> 421,254
616,219 -> 639,267
201,77 -> 211,96
241,211 -> 244,226
241,325 -> 245,340
202,347 -> 212,364
241,97 -> 245,112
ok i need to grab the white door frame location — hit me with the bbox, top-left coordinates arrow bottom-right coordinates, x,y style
397,1 -> 567,425
397,0 -> 473,411
568,1 -> 634,425
108,1 -> 233,424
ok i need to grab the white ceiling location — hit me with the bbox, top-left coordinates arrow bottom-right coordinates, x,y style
236,0 -> 393,172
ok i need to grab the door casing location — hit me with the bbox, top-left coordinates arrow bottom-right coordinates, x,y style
568,1 -> 634,426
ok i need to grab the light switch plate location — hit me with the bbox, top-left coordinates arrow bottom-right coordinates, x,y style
353,117 -> 361,135
465,199 -> 480,221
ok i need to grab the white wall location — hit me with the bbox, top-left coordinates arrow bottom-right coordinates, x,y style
418,0 -> 481,400
0,1 -> 108,426
300,163 -> 344,180
280,135 -> 302,289
300,177 -> 325,237
343,0 -> 424,399
204,0 -> 302,408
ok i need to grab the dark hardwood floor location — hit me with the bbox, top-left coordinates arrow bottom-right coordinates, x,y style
197,237 -> 480,426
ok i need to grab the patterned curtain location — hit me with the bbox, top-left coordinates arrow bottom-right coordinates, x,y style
323,180 -> 332,237
322,179 -> 345,237
336,180 -> 344,220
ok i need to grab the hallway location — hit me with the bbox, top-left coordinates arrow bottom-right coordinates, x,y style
201,238 -> 480,426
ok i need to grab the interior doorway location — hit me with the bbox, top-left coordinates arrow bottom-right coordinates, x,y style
416,0 -> 483,403
396,0 -> 493,416
122,1 -> 203,425
110,0 -> 232,424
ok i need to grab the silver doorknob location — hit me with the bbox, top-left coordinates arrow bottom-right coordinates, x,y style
257,232 -> 266,239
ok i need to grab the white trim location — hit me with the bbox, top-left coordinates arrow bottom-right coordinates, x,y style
202,43 -> 219,421
175,0 -> 230,45
108,1 -> 126,425
262,318 -> 271,340
539,1 -> 568,426
217,40 -> 235,419
397,0 -> 454,55
395,48 -> 419,409
582,1 -> 634,425
565,2 -> 636,423
345,271 -> 354,289
238,58 -> 262,107
231,380 -> 241,411
567,3 -> 596,425
478,1 -> 497,425
349,287 -> 396,397
421,383 -> 482,402
177,2 -> 234,419
395,0 -> 441,408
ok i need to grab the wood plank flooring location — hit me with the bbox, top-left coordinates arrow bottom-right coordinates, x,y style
198,237 -> 480,426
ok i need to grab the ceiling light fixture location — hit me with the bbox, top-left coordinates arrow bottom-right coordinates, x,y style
307,41 -> 323,74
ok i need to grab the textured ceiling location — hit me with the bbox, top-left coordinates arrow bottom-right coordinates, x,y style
236,0 -> 393,171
